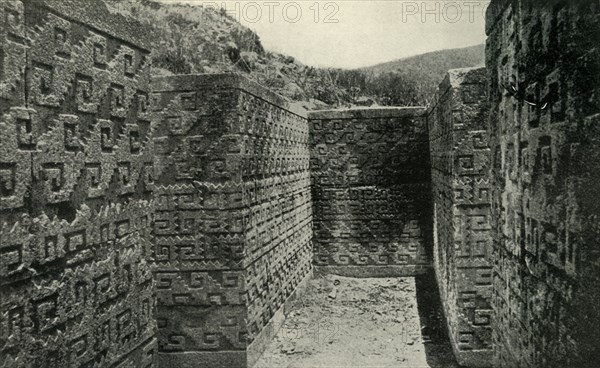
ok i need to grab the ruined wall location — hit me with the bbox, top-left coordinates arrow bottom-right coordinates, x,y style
0,0 -> 157,367
428,67 -> 493,366
308,108 -> 432,276
150,74 -> 312,368
486,1 -> 600,366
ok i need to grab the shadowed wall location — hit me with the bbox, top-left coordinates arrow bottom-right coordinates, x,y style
428,67 -> 493,367
150,74 -> 313,368
0,0 -> 157,366
486,0 -> 600,366
308,108 -> 432,277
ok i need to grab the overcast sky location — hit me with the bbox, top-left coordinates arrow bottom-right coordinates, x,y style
161,1 -> 489,69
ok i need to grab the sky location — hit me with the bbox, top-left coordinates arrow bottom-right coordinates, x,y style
160,1 -> 489,69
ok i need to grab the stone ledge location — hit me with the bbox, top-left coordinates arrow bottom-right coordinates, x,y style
447,66 -> 487,88
308,106 -> 426,120
24,0 -> 153,50
247,269 -> 314,368
314,265 -> 431,278
151,73 -> 307,118
158,351 -> 247,368
451,341 -> 493,368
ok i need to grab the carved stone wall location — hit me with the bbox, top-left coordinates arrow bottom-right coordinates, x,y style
486,1 -> 600,366
428,67 -> 493,366
308,108 -> 432,277
0,1 -> 157,367
150,74 -> 313,368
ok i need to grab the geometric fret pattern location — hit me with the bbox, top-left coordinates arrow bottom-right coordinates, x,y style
2,2 -> 599,368
308,108 -> 432,276
486,1 -> 600,367
428,67 -> 493,367
0,1 -> 157,367
150,74 -> 313,368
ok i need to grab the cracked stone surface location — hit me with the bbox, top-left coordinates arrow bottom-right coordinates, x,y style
255,274 -> 460,368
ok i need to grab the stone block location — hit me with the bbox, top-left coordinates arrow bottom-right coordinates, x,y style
308,107 -> 432,276
150,74 -> 313,367
428,66 -> 493,367
486,1 -> 600,366
0,1 -> 157,367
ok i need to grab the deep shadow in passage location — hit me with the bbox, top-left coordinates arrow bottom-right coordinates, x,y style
416,270 -> 464,368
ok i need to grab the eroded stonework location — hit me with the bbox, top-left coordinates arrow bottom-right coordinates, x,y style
486,0 -> 600,366
428,67 -> 493,366
0,0 -> 157,367
308,108 -> 432,276
150,74 -> 313,368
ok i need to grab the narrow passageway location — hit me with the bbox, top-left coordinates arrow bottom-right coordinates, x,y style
255,273 -> 460,368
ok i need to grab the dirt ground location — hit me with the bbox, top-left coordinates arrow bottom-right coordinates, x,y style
254,273 -> 461,368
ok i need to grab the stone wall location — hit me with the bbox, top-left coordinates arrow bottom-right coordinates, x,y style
428,67 -> 493,366
0,0 -> 157,367
150,74 -> 313,368
486,1 -> 600,366
308,108 -> 432,276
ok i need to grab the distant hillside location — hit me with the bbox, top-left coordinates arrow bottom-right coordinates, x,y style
363,44 -> 485,75
105,0 -> 485,108
345,44 -> 486,106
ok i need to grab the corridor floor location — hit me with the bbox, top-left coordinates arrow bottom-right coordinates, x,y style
254,273 -> 461,368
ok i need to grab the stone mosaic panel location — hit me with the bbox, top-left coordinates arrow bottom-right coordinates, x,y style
0,1 -> 157,367
150,74 -> 313,367
308,108 -> 432,276
428,67 -> 493,366
486,1 -> 600,366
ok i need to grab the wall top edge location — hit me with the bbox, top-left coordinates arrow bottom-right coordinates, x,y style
428,66 -> 487,118
151,73 -> 308,119
24,0 -> 153,51
446,66 -> 487,88
307,106 -> 427,120
485,0 -> 512,35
